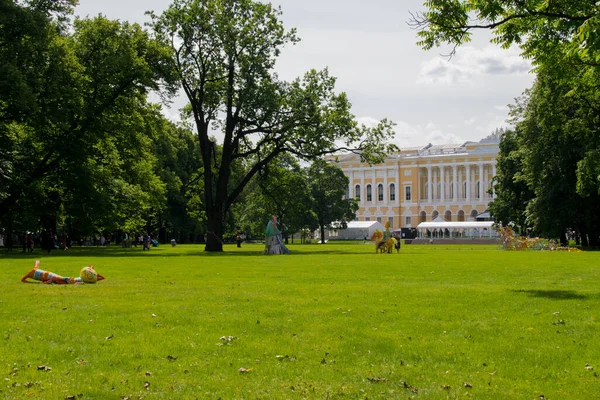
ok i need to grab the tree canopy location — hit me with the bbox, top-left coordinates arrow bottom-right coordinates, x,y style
409,0 -> 600,66
0,0 -> 184,242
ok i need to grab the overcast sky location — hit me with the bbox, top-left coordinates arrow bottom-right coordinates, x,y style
75,0 -> 535,148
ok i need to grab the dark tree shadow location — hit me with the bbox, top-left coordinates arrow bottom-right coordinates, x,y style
512,289 -> 588,300
0,245 -> 367,259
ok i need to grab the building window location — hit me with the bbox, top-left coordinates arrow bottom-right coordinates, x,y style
404,169 -> 412,176
388,217 -> 394,227
389,183 -> 396,201
365,217 -> 370,221
376,217 -> 382,223
377,184 -> 383,201
476,181 -> 480,198
405,216 -> 411,226
366,185 -> 372,201
355,184 -> 360,200
405,186 -> 412,201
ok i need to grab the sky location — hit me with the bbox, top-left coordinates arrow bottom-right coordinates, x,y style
74,0 -> 535,148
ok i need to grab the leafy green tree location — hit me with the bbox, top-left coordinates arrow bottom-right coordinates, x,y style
488,128 -> 534,236
0,3 -> 176,236
307,159 -> 358,244
409,0 -> 600,65
149,0 -> 396,252
151,117 -> 204,243
254,154 -> 313,243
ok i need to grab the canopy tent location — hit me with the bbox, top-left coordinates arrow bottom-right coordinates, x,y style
476,211 -> 492,221
330,221 -> 386,240
416,221 -> 496,239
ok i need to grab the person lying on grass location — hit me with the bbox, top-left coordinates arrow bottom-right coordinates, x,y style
21,260 -> 104,284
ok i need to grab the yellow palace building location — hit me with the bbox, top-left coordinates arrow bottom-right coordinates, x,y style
332,137 -> 499,230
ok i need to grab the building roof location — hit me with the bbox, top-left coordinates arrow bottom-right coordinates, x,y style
416,221 -> 495,230
345,221 -> 385,229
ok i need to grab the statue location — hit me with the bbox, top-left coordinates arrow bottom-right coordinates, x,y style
264,216 -> 290,255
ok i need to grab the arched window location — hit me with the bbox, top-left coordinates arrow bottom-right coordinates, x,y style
470,210 -> 478,220
458,210 -> 465,222
377,184 -> 384,201
366,185 -> 372,202
444,210 -> 452,221
389,183 -> 396,201
355,185 -> 361,200
419,211 -> 427,223
432,210 -> 439,220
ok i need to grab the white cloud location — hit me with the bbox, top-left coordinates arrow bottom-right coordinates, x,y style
417,46 -> 531,85
390,119 -> 465,149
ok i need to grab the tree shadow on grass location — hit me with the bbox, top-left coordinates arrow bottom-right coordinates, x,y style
0,246 -> 361,259
512,289 -> 588,300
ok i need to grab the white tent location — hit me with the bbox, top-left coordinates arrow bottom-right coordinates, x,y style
331,221 -> 386,240
416,221 -> 496,238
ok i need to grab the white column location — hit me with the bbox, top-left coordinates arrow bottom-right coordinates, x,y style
360,170 -> 364,206
383,168 -> 388,205
466,164 -> 471,202
434,166 -> 438,202
478,163 -> 484,200
452,164 -> 458,203
440,165 -> 446,203
492,164 -> 497,199
427,165 -> 432,203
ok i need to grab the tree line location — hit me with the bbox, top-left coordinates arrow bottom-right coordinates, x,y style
1,0 -> 387,251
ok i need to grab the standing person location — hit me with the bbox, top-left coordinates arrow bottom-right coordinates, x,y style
26,233 -> 34,253
143,232 -> 150,251
236,233 -> 242,248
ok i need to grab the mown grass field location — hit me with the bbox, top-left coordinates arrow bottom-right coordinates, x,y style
1,242 -> 599,399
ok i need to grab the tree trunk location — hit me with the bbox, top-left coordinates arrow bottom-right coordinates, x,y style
559,231 -> 568,247
581,230 -> 589,247
590,232 -> 599,247
320,224 -> 326,244
205,206 -> 224,252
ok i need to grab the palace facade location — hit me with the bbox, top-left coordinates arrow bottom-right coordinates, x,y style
332,137 -> 499,229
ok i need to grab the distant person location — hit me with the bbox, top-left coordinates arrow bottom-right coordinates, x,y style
236,233 -> 242,248
143,232 -> 150,251
27,233 -> 34,253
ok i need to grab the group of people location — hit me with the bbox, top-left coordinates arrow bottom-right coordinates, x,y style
120,232 -> 156,250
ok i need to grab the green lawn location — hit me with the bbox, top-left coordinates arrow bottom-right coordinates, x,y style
1,242 -> 599,399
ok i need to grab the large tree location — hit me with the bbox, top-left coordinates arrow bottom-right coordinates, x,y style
307,159 -> 358,244
0,2 -> 176,233
254,154 -> 313,242
149,0 -> 396,252
487,127 -> 534,236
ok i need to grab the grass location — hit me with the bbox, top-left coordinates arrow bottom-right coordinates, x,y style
1,242 -> 599,399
